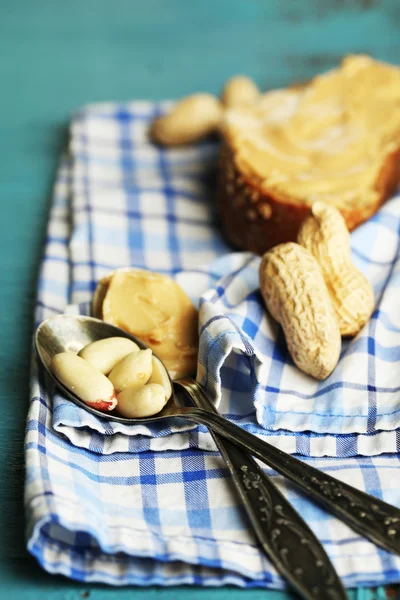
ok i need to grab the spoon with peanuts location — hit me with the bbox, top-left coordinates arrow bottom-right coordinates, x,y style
36,313 -> 351,600
36,315 -> 400,591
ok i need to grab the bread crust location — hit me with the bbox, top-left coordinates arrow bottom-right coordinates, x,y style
218,144 -> 400,256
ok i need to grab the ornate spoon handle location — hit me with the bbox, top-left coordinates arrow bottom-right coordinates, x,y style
187,381 -> 348,600
216,442 -> 347,600
176,380 -> 400,556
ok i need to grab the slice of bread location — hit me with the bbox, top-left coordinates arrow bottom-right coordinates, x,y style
219,55 -> 400,255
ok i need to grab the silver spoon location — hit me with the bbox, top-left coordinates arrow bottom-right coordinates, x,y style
36,314 -> 347,600
36,315 -> 400,561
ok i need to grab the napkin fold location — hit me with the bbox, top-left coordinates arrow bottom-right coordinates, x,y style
27,101 -> 400,588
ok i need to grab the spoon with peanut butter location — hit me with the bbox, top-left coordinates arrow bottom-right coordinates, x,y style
36,313 -> 400,600
92,268 -> 199,381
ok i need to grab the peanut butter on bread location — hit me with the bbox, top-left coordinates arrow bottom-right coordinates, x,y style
219,55 -> 400,254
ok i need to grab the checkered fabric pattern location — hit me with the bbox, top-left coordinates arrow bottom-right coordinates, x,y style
26,101 -> 400,587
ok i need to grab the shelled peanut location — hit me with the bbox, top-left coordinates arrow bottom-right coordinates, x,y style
78,337 -> 139,373
150,75 -> 260,146
51,337 -> 172,418
108,349 -> 153,393
297,202 -> 374,336
259,243 -> 341,380
117,384 -> 167,418
52,352 -> 118,412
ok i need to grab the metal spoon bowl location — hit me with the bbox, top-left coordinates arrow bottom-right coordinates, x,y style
36,314 -> 185,423
35,314 -> 400,563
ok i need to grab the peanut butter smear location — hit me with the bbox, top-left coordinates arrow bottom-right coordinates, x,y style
101,270 -> 198,379
223,55 -> 400,211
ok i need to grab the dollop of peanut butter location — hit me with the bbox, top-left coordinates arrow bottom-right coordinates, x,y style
223,55 -> 400,212
100,269 -> 198,379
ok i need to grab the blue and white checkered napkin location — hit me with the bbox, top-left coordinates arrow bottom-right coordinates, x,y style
27,101 -> 400,588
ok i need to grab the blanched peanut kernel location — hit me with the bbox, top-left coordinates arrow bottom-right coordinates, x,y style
149,356 -> 172,400
117,383 -> 167,418
78,337 -> 139,374
108,349 -> 152,393
51,352 -> 117,411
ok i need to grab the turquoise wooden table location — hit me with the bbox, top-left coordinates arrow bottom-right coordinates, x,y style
1,1 -> 399,598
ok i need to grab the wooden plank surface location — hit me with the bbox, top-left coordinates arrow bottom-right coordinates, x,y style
0,1 -> 399,598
